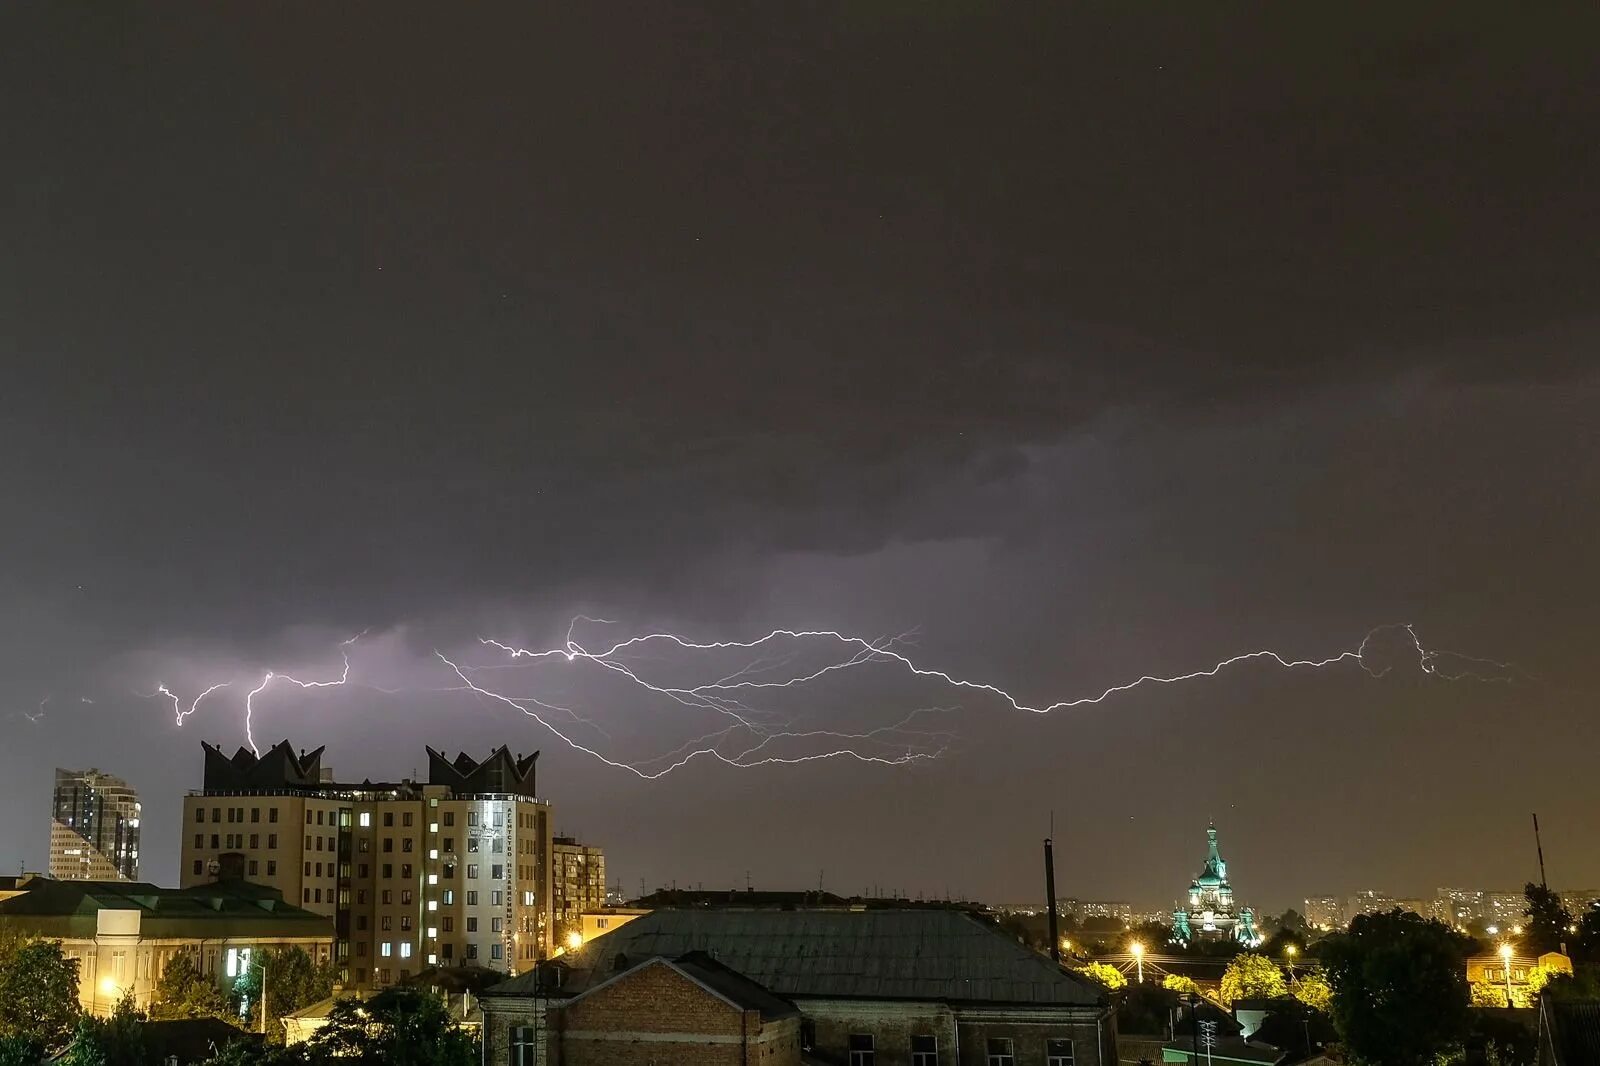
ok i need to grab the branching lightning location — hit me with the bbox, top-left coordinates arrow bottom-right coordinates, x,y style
146,618 -> 1519,775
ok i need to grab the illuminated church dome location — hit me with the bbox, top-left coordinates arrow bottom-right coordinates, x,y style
1172,824 -> 1261,946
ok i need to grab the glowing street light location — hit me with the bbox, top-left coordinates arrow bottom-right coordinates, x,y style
1499,942 -> 1514,1006
565,931 -> 584,952
1285,943 -> 1298,979
1131,940 -> 1145,984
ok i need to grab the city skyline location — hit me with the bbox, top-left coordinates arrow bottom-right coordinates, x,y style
3,5 -> 1598,912
8,748 -> 1584,917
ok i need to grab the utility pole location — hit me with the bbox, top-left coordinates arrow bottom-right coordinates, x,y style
1533,813 -> 1548,888
1044,831 -> 1061,964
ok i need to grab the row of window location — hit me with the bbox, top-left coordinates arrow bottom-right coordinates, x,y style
840,1035 -> 1073,1066
197,806 -> 281,824
190,858 -> 278,877
195,833 -> 281,850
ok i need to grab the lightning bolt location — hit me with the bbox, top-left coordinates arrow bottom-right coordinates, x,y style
148,619 -> 1517,776
153,682 -> 232,726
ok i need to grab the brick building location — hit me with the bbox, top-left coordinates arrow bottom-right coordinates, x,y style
533,952 -> 801,1065
482,907 -> 1115,1066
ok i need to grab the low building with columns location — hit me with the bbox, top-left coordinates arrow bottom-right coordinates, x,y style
0,874 -> 333,1017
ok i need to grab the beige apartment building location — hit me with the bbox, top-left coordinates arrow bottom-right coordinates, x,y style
179,740 -> 553,988
551,835 -> 606,948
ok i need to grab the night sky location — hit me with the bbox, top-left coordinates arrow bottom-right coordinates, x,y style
3,4 -> 1598,912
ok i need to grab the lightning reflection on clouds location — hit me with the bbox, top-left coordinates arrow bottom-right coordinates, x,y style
148,619 -> 1516,770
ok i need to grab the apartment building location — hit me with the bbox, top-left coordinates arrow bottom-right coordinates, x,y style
552,836 -> 606,947
179,740 -> 553,988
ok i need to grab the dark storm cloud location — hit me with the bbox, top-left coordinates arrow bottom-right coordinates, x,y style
2,3 -> 1598,900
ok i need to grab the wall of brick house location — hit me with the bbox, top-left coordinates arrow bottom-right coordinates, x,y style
563,962 -> 747,1035
482,997 -> 552,1066
955,1013 -> 1113,1066
797,999 -> 958,1066
547,962 -> 802,1066
550,1022 -> 800,1066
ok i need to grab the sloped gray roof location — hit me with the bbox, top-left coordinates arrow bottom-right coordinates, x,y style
671,952 -> 798,1020
488,908 -> 1104,1006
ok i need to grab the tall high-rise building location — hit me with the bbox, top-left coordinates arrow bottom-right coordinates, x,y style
178,741 -> 554,988
50,768 -> 141,881
552,836 -> 606,946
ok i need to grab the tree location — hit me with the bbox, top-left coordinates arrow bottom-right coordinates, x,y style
0,1035 -> 40,1066
1291,971 -> 1332,1014
1524,962 -> 1566,1000
1320,910 -> 1471,1066
1574,902 -> 1600,964
1120,921 -> 1176,953
1162,974 -> 1200,996
1073,962 -> 1127,991
57,991 -> 146,1066
237,947 -> 337,1038
1470,981 -> 1509,1008
302,988 -> 475,1066
149,949 -> 234,1023
0,935 -> 82,1051
55,1019 -> 107,1066
1523,883 -> 1573,955
1219,953 -> 1287,1005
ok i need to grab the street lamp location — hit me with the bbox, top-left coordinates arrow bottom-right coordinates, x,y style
97,975 -> 121,1014
1285,943 -> 1298,979
1131,941 -> 1145,984
1499,942 -> 1514,1006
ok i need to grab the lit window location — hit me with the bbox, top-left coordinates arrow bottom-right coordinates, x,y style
510,1027 -> 536,1066
380,943 -> 393,957
427,954 -> 437,965
429,849 -> 438,860
428,900 -> 438,911
400,942 -> 412,959
359,812 -> 371,827
225,948 -> 239,977
429,823 -> 438,833
427,927 -> 437,939
428,874 -> 438,885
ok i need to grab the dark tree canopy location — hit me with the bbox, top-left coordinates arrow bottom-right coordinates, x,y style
1522,882 -> 1574,955
303,988 -> 475,1066
0,935 -> 82,1052
1321,910 -> 1472,1066
149,950 -> 234,1024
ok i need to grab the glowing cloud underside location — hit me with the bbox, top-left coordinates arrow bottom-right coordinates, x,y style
151,620 -> 1516,775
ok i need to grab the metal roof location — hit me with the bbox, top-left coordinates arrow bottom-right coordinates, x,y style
489,908 -> 1104,1006
0,877 -> 332,940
